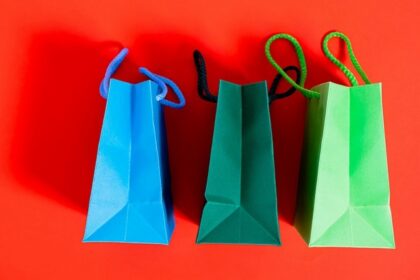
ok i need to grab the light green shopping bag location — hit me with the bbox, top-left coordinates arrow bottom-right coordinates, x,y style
193,50 -> 300,245
265,32 -> 395,248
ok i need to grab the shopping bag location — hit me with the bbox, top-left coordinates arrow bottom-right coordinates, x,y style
265,32 -> 395,248
83,48 -> 186,244
193,50 -> 300,245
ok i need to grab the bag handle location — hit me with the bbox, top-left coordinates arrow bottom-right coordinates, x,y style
100,48 -> 186,109
268,66 -> 301,104
322,31 -> 370,86
265,34 -> 320,99
100,48 -> 129,99
193,50 -> 218,103
193,49 -> 300,104
138,67 -> 186,109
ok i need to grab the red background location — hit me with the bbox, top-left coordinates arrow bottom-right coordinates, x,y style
1,0 -> 419,279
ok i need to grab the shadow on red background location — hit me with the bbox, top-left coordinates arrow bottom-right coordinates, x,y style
9,29 -> 342,226
9,31 -> 129,213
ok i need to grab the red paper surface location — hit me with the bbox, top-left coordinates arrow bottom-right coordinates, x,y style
1,0 -> 419,279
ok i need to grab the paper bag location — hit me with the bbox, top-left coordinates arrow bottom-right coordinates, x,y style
265,32 -> 395,248
84,49 -> 186,244
193,51 -> 299,245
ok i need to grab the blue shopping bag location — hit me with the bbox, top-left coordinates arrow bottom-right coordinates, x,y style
83,49 -> 186,244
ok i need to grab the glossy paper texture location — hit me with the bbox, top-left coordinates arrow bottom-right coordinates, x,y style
197,80 -> 280,245
295,82 -> 394,248
84,79 -> 174,244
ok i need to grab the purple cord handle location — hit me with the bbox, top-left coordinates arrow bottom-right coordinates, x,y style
99,48 -> 185,109
139,67 -> 186,109
99,48 -> 128,99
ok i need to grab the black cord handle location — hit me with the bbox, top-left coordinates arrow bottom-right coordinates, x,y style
193,50 -> 218,103
194,50 -> 301,104
268,65 -> 301,104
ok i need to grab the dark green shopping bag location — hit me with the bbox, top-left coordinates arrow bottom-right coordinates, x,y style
265,32 -> 395,248
193,50 -> 300,245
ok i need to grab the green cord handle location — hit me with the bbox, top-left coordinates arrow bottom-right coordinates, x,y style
265,33 -> 320,99
322,31 -> 370,86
